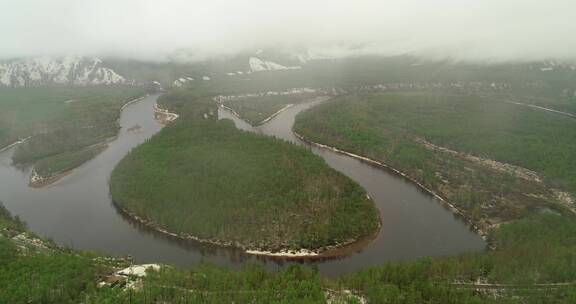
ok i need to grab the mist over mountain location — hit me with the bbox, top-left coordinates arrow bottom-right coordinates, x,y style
2,0 -> 576,63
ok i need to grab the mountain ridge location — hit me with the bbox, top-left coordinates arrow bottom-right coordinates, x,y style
0,56 -> 127,87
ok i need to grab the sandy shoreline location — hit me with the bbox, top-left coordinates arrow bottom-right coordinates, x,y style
28,169 -> 75,188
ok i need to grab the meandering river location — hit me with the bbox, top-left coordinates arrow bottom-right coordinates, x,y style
0,94 -> 485,276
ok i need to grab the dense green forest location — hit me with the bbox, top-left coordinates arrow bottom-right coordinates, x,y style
0,86 -> 147,179
110,89 -> 379,252
3,57 -> 576,302
3,201 -> 576,303
0,203 -> 108,303
294,92 -> 575,233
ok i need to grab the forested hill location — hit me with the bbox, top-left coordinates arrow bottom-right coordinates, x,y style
110,88 -> 380,254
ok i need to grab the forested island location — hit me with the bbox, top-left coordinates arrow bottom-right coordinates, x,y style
110,89 -> 380,255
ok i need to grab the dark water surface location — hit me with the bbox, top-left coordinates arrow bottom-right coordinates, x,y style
0,94 -> 485,276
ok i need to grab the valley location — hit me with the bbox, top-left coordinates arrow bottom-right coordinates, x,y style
1,54 -> 576,303
4,1 -> 576,302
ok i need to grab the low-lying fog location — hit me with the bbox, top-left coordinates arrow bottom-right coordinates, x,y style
1,0 -> 576,62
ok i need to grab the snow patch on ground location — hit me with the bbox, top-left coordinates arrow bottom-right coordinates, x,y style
154,103 -> 179,124
249,57 -> 301,72
214,87 -> 316,102
325,289 -> 367,304
172,77 -> 195,87
118,264 -> 161,278
246,249 -> 319,257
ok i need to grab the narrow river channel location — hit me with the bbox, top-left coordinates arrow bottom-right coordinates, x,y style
0,94 -> 485,276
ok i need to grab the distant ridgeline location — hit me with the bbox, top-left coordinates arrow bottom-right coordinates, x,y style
3,51 -> 574,93
0,56 -> 127,87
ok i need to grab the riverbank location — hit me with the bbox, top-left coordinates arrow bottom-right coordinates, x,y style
0,201 -> 371,303
218,94 -> 490,249
293,92 -> 575,249
28,144 -> 108,188
4,194 -> 576,302
293,131 -> 491,244
120,94 -> 149,111
153,103 -> 179,124
218,93 -> 315,126
29,168 -> 74,188
217,97 -> 487,263
0,136 -> 33,153
25,94 -> 151,188
218,103 -> 294,126
258,104 -> 293,125
113,199 -> 382,259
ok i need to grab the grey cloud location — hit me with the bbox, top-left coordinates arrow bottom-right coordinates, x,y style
1,0 -> 575,62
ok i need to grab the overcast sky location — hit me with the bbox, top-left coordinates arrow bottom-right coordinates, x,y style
1,0 -> 575,62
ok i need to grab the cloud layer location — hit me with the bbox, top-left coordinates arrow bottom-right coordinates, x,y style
2,0 -> 576,61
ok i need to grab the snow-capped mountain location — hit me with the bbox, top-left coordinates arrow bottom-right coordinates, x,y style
0,56 -> 127,87
248,57 -> 301,73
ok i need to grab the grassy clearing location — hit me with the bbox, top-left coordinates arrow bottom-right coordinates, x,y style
110,90 -> 379,252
